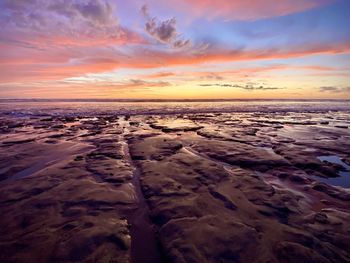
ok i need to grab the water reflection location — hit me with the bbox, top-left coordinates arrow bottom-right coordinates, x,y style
316,155 -> 350,188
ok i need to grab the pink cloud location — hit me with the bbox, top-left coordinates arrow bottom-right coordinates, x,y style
164,0 -> 333,20
138,64 -> 339,81
1,38 -> 349,83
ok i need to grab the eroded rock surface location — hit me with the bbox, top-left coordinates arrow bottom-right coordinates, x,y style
0,111 -> 350,263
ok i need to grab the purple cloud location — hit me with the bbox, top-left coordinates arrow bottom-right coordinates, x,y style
141,4 -> 191,49
0,0 -> 141,47
49,0 -> 115,26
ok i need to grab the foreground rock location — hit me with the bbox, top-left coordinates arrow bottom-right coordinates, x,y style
0,116 -> 136,263
0,111 -> 350,263
128,132 -> 350,263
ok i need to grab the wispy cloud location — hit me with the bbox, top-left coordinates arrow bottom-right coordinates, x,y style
0,78 -> 172,98
201,73 -> 224,81
199,83 -> 282,91
1,40 -> 350,83
141,4 -> 191,49
319,86 -> 350,93
0,0 -> 144,47
161,0 -> 333,20
142,72 -> 176,79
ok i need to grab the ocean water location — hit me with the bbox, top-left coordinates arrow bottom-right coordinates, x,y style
0,99 -> 349,116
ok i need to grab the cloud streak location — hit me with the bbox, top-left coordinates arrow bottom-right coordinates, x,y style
199,83 -> 282,91
161,0 -> 333,21
319,86 -> 350,93
1,40 -> 350,83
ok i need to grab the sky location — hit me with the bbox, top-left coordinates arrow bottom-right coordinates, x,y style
0,0 -> 349,99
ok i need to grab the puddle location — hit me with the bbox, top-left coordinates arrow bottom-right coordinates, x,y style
5,142 -> 94,182
316,156 -> 350,188
151,118 -> 202,131
121,121 -> 164,263
80,117 -> 99,122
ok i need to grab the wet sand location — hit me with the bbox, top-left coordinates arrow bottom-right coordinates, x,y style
0,110 -> 350,263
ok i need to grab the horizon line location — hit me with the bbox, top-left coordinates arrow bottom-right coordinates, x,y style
1,98 -> 350,102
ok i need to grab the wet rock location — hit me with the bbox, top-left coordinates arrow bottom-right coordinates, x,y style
191,139 -> 289,171
314,212 -> 329,224
312,182 -> 350,201
1,111 -> 350,263
3,138 -> 36,144
51,124 -> 65,129
160,216 -> 260,263
275,241 -> 330,263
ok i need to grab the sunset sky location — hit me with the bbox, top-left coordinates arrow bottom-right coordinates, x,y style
0,0 -> 350,99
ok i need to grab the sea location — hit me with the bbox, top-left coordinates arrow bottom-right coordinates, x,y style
0,99 -> 349,116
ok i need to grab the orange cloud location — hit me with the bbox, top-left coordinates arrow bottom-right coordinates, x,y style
0,78 -> 172,99
139,64 -> 339,81
1,41 -> 349,83
142,72 -> 176,79
129,42 -> 350,68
